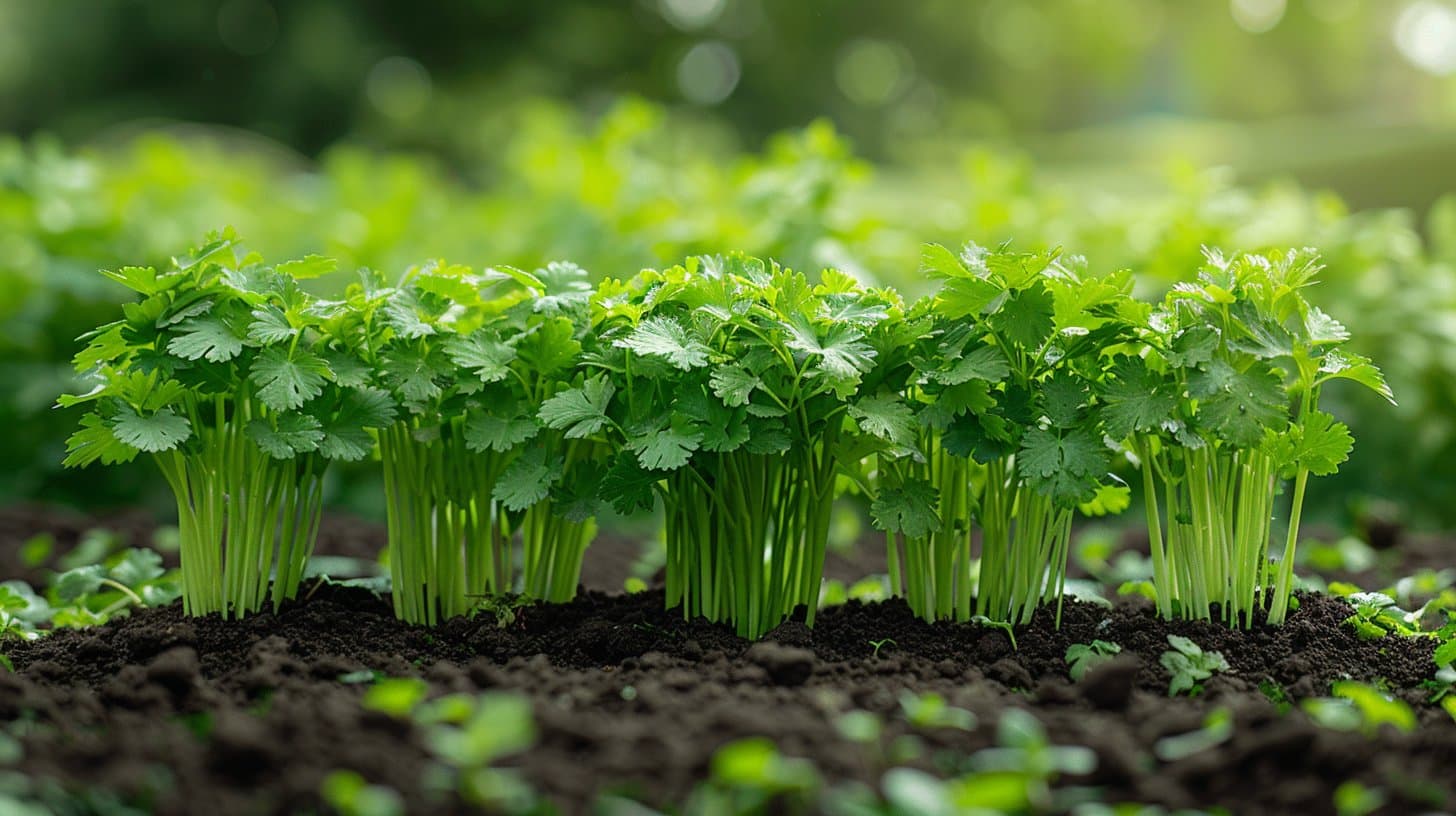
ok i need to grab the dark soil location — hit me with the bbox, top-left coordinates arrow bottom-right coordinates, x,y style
2,506 -> 1454,816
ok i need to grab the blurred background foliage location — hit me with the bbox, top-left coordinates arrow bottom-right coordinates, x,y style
2,0 -> 1456,527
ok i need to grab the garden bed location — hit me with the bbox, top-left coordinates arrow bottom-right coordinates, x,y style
3,530 -> 1453,815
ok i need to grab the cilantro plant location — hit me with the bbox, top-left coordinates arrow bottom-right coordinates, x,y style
557,255 -> 899,638
895,243 -> 1136,625
60,232 -> 389,617
1116,248 -> 1392,626
335,260 -> 598,624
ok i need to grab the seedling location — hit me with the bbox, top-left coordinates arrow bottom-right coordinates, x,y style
1159,635 -> 1229,696
898,692 -> 976,731
321,771 -> 404,816
1301,681 -> 1416,736
1064,640 -> 1121,681
868,638 -> 897,659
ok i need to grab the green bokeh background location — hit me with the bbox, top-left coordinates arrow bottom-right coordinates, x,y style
3,0 -> 1456,527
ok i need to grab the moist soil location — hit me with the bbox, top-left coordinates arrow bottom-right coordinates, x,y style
3,509 -> 1455,816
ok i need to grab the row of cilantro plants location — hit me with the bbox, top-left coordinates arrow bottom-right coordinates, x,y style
60,231 -> 1392,638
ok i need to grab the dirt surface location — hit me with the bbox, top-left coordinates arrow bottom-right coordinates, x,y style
3,504 -> 1455,815
3,580 -> 1452,816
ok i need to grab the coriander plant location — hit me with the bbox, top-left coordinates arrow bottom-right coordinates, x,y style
61,232 -> 391,617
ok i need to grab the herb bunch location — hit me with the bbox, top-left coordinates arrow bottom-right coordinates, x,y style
62,231 -> 392,617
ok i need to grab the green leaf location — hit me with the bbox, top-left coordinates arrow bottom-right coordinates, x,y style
246,306 -> 298,344
318,388 -> 394,461
871,481 -> 941,538
380,348 -> 443,404
601,454 -> 659,515
710,364 -> 760,407
987,282 -> 1054,351
167,317 -> 244,363
1165,325 -> 1219,368
492,449 -> 561,512
1189,359 -> 1286,448
54,566 -> 106,602
248,414 -> 325,459
849,394 -> 917,446
1319,350 -> 1394,404
1304,307 -> 1350,344
443,332 -> 516,383
64,414 -> 139,468
539,377 -> 615,439
783,315 -> 876,384
110,407 -> 192,453
1268,411 -> 1353,476
515,317 -> 581,376
464,413 -> 539,453
1041,372 -> 1088,429
629,415 -> 702,471
1434,638 -> 1456,668
1099,356 -> 1178,439
1018,426 -> 1107,506
251,347 -> 332,411
920,243 -> 967,279
110,549 -> 164,587
276,255 -> 338,280
615,316 -> 710,370
931,344 -> 1010,386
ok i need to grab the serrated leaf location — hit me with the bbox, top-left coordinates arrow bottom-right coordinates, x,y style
1099,356 -> 1179,439
988,282 -> 1054,351
318,387 -> 395,461
614,316 -> 711,370
276,255 -> 338,280
871,481 -> 940,538
601,454 -> 659,515
710,364 -> 760,407
1266,410 -> 1353,476
629,415 -> 702,471
444,332 -> 516,383
55,566 -> 106,602
64,414 -> 140,468
931,344 -> 1010,386
1189,359 -> 1286,449
1165,325 -> 1219,368
539,378 -> 615,439
492,449 -> 561,512
110,549 -> 164,587
464,413 -> 539,453
1319,350 -> 1394,404
783,315 -> 876,384
247,306 -> 298,344
1304,307 -> 1349,344
1041,372 -> 1087,429
248,414 -> 324,459
251,347 -> 331,411
110,407 -> 191,453
1018,426 -> 1107,506
515,317 -> 581,376
167,317 -> 244,363
849,394 -> 917,446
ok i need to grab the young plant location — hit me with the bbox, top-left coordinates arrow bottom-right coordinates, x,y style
61,233 -> 390,617
1064,640 -> 1121,681
902,243 -> 1138,625
555,255 -> 900,638
1160,634 -> 1229,695
1113,248 -> 1393,626
334,260 -> 598,623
